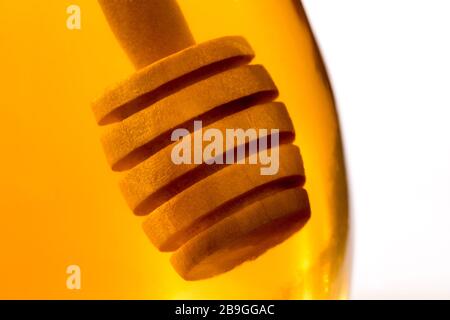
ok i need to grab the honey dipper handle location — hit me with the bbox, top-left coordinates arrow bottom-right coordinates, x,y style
98,0 -> 195,69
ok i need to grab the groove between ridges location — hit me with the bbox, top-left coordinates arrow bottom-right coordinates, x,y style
92,36 -> 255,125
170,187 -> 311,280
119,103 -> 296,216
101,64 -> 278,171
143,144 -> 305,251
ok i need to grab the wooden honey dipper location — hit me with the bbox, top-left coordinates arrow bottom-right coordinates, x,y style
92,0 -> 311,280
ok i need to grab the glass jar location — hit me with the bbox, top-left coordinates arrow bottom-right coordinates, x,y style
0,0 -> 350,299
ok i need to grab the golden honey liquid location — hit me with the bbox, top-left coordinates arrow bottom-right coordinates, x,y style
0,0 -> 350,299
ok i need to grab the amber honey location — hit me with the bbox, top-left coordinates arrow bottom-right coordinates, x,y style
0,0 -> 349,299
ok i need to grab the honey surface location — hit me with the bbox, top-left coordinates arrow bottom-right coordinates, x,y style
0,0 -> 349,299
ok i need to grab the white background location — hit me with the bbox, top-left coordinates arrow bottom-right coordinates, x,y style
303,0 -> 450,299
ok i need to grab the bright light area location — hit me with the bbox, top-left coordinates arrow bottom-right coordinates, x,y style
303,0 -> 450,299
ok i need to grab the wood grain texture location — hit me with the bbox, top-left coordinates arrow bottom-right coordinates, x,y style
143,144 -> 304,251
119,102 -> 295,216
98,0 -> 195,69
170,188 -> 310,280
101,65 -> 277,171
92,36 -> 254,125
